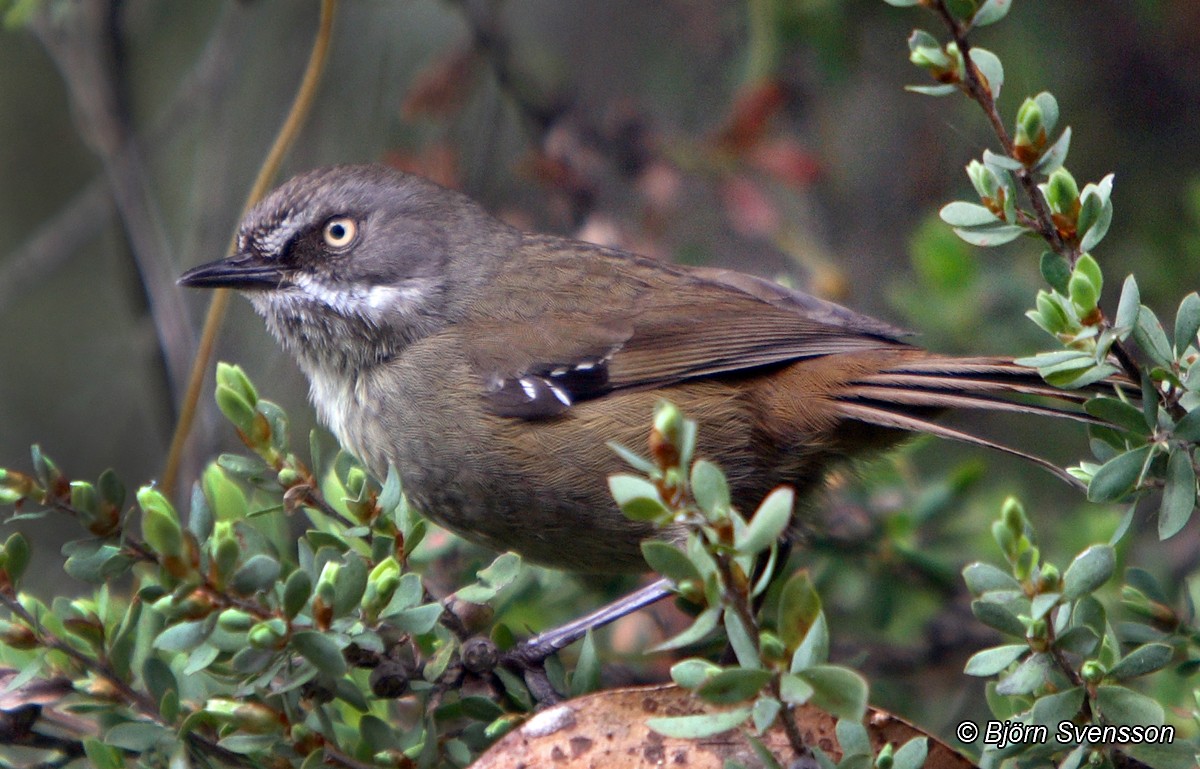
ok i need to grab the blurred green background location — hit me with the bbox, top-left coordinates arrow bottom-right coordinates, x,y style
1,0 -> 1199,737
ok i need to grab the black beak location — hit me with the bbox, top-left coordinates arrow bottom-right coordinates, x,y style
178,256 -> 287,290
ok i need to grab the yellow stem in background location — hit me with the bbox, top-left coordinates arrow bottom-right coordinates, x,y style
162,0 -> 339,494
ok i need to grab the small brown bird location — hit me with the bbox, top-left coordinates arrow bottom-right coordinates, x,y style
181,165 -> 1091,573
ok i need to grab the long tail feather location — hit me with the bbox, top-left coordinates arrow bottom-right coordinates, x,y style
835,401 -> 1085,489
828,354 -> 1129,487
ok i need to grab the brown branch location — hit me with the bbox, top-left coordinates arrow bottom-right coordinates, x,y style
0,3 -> 252,319
32,1 -> 198,407
926,0 -> 1144,387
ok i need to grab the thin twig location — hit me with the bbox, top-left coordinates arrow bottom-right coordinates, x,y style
0,593 -> 253,768
163,0 -> 340,495
927,0 -> 1144,387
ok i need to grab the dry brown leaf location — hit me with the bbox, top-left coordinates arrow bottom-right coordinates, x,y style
473,683 -> 977,769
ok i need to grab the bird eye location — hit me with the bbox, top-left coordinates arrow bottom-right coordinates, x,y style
322,217 -> 358,250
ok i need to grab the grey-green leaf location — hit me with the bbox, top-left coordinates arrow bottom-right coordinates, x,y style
1095,685 -> 1164,726
964,644 -> 1027,677
1134,305 -> 1174,367
1115,275 -> 1140,331
1108,643 -> 1173,681
697,668 -> 772,705
1088,446 -> 1152,502
292,630 -> 347,677
691,460 -> 731,516
972,599 -> 1026,637
1159,447 -> 1197,539
940,201 -> 1000,227
1062,544 -> 1116,599
1029,686 -> 1084,727
995,653 -> 1050,696
641,541 -> 701,584
647,708 -> 751,739
1174,292 -> 1200,353
797,665 -> 868,721
892,737 -> 929,769
962,562 -> 1021,595
231,554 -> 282,596
737,486 -> 793,557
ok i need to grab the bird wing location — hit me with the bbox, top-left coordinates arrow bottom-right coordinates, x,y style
459,241 -> 910,419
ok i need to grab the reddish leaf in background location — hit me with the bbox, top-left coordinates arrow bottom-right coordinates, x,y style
719,175 -> 781,238
749,137 -> 822,188
713,79 -> 789,153
383,144 -> 461,190
401,48 -> 481,119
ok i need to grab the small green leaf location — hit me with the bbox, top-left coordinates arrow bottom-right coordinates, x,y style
154,620 -> 212,653
971,0 -> 1010,26
1115,275 -> 1141,331
1039,252 -> 1071,293
608,475 -> 670,521
797,665 -> 867,721
652,607 -> 720,652
971,599 -> 1025,637
962,562 -> 1021,595
1029,686 -> 1084,727
952,222 -> 1026,247
230,554 -> 281,596
283,569 -> 312,619
83,739 -> 125,769
455,552 -> 523,603
1088,445 -> 1152,502
995,653 -> 1051,696
1085,397 -> 1150,436
752,697 -> 782,734
332,553 -> 368,617
138,487 -> 183,557
940,201 -> 999,227
790,613 -> 829,672
1033,127 -> 1071,174
569,631 -> 600,697
1095,685 -> 1164,726
1108,643 -> 1173,680
292,631 -> 347,677
906,84 -> 957,97
390,603 -> 444,634
697,668 -> 772,705
737,486 -> 792,556
968,47 -> 1003,99
105,721 -> 170,751
1174,408 -> 1200,442
691,460 -> 730,516
1134,306 -> 1174,367
641,541 -> 701,584
670,658 -> 722,689
837,718 -> 872,758
1174,292 -> 1200,353
607,442 -> 657,474
777,570 -> 821,653
724,607 -> 760,668
1062,545 -> 1116,599
964,644 -> 1027,677
647,708 -> 751,739
892,737 -> 929,769
778,672 -> 814,705
1159,448 -> 1197,539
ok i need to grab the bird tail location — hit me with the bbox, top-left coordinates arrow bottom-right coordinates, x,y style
831,355 -> 1127,489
